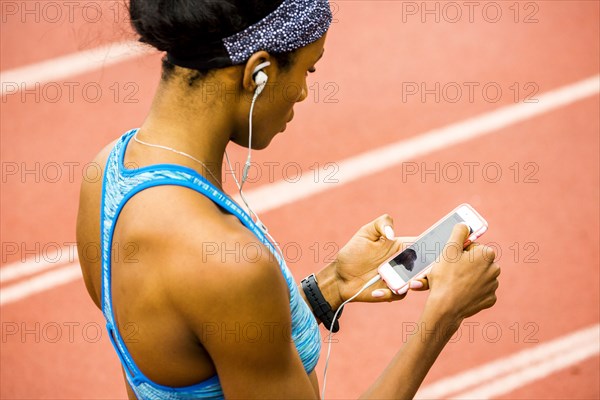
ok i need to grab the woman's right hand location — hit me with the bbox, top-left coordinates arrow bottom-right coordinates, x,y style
425,223 -> 501,322
358,223 -> 500,400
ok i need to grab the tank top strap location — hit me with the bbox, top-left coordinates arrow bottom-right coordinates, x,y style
100,129 -> 321,387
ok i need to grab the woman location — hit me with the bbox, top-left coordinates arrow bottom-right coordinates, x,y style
76,0 -> 500,398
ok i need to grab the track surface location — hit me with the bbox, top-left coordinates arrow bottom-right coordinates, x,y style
1,1 -> 599,399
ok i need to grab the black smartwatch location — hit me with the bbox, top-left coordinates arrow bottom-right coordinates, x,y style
301,274 -> 344,332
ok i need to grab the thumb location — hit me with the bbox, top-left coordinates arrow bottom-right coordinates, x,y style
443,222 -> 471,256
362,214 -> 395,241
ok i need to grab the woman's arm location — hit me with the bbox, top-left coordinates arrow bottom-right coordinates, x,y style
298,214 -> 410,323
360,300 -> 462,399
169,219 -> 322,399
171,209 -> 497,399
302,220 -> 500,399
197,253 -> 320,399
361,224 -> 500,398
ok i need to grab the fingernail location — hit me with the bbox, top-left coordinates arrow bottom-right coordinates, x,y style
372,289 -> 386,298
384,225 -> 395,240
396,286 -> 409,295
460,222 -> 472,232
410,280 -> 424,289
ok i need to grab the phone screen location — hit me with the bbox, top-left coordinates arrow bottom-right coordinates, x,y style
389,212 -> 469,281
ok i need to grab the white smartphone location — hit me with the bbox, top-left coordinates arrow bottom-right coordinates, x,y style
378,203 -> 488,295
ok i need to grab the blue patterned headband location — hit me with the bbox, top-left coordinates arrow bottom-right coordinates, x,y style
167,0 -> 332,70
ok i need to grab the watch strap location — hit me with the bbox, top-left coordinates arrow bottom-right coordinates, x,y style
301,274 -> 343,332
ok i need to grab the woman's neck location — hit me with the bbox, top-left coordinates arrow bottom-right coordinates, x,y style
136,77 -> 240,188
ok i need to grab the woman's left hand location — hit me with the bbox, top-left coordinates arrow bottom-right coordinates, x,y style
326,214 -> 428,305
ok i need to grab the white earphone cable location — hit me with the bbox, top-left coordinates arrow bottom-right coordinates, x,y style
225,62 -> 381,398
240,88 -> 261,192
321,274 -> 382,400
224,63 -> 280,254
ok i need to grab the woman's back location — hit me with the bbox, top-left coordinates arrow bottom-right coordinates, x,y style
77,130 -> 321,399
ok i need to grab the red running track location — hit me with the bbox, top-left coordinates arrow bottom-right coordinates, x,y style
1,1 -> 599,399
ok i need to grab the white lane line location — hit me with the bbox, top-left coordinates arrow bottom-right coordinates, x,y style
1,75 -> 598,303
1,247 -> 79,284
450,341 -> 599,399
0,263 -> 81,306
0,41 -> 150,95
416,324 -> 600,399
0,76 -> 597,399
240,74 -> 600,214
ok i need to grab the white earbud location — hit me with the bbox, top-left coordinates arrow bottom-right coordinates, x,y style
252,61 -> 270,95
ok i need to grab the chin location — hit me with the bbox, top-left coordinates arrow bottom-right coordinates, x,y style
256,123 -> 288,148
254,135 -> 276,150
231,124 -> 284,149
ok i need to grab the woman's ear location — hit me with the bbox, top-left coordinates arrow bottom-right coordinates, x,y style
242,51 -> 273,93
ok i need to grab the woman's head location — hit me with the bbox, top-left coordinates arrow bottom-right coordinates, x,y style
131,1 -> 278,82
129,0 -> 331,148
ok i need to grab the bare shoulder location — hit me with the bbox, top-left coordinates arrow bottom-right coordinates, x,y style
76,139 -> 315,396
143,189 -> 315,398
76,139 -> 119,307
133,185 -> 291,325
77,138 -> 118,224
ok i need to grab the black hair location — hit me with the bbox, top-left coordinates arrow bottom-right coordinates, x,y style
129,0 -> 297,86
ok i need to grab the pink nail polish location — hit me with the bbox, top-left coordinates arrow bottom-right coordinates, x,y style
372,290 -> 385,298
410,280 -> 424,289
396,286 -> 409,295
384,225 -> 395,240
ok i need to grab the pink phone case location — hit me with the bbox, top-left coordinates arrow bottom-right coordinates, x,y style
378,203 -> 488,295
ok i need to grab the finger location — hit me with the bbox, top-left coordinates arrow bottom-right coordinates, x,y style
444,222 -> 471,256
491,262 -> 501,278
409,278 -> 429,291
464,241 -> 478,251
370,288 -> 406,302
363,214 -> 395,241
479,244 -> 497,262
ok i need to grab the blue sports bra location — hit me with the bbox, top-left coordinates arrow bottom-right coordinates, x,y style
100,129 -> 321,399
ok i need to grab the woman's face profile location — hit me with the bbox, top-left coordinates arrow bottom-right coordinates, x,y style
248,33 -> 327,149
